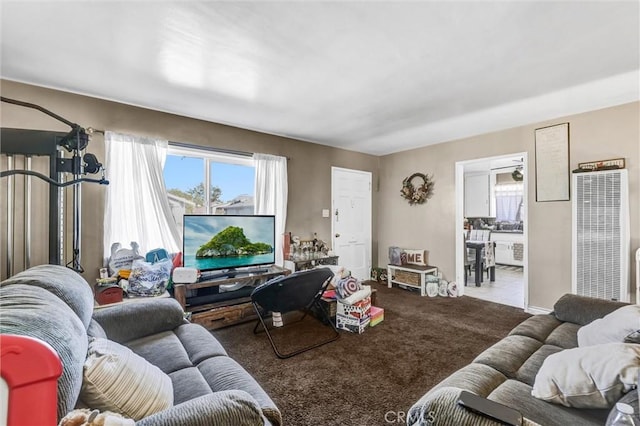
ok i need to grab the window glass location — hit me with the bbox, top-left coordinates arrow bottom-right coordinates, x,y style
210,162 -> 255,215
164,155 -> 204,228
163,147 -> 255,229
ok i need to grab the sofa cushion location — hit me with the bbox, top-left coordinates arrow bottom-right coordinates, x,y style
0,284 -> 87,421
81,337 -> 174,420
473,335 -> 542,379
532,343 -> 640,409
136,391 -> 267,426
409,386 -> 544,426
92,298 -> 185,344
577,305 -> 640,347
126,331 -> 193,373
127,325 -> 229,373
515,344 -> 563,386
174,323 -> 228,364
430,363 -> 507,397
169,367 -> 214,404
553,294 -> 627,326
509,314 -> 562,342
544,322 -> 579,349
489,379 -> 607,426
1,264 -> 94,329
198,356 -> 282,426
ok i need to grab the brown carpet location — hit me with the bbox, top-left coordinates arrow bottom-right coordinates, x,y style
212,281 -> 531,426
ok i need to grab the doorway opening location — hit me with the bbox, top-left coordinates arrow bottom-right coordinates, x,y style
455,153 -> 528,310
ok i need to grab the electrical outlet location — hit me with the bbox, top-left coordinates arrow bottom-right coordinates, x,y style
322,209 -> 330,218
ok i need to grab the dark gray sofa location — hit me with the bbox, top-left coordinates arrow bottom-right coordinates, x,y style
408,294 -> 633,426
0,265 -> 281,425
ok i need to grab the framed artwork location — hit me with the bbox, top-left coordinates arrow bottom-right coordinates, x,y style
535,123 -> 570,202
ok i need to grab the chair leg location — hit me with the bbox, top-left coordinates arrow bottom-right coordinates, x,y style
251,301 -> 339,359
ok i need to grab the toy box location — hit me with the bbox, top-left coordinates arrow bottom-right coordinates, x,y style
336,313 -> 370,334
336,296 -> 371,319
336,297 -> 371,334
369,306 -> 384,327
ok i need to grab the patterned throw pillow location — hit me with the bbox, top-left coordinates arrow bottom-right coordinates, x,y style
335,276 -> 362,300
403,249 -> 428,266
81,337 -> 173,420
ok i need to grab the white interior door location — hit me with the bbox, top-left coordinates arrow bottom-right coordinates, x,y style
331,167 -> 372,281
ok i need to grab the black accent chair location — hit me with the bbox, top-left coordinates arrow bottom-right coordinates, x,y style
250,268 -> 339,359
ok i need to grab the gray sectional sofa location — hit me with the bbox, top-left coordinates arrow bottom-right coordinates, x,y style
0,265 -> 281,425
408,294 -> 635,425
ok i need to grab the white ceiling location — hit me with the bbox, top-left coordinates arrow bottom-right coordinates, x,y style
1,1 -> 638,156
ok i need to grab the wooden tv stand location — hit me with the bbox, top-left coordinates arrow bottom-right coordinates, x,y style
173,266 -> 290,330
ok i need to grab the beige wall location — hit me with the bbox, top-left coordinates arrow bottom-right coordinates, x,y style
0,80 -> 379,282
2,80 -> 638,310
378,102 -> 640,310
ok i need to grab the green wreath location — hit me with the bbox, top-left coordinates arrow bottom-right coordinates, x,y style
401,173 -> 435,205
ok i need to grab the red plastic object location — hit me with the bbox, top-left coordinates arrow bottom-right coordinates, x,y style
1,334 -> 62,426
172,251 -> 183,269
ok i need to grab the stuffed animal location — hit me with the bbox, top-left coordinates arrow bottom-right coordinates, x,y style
58,408 -> 135,426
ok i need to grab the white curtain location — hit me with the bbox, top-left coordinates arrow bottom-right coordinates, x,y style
495,183 -> 524,222
104,132 -> 181,259
253,153 -> 288,266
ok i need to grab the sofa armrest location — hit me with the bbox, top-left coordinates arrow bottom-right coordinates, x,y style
408,387 -> 540,426
553,293 -> 628,326
92,298 -> 186,344
135,390 -> 276,426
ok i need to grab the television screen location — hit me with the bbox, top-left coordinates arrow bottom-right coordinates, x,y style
183,215 -> 275,272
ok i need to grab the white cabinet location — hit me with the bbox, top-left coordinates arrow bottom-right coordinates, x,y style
490,232 -> 524,266
464,173 -> 490,217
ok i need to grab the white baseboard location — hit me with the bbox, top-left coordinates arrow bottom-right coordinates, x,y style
526,305 -> 552,315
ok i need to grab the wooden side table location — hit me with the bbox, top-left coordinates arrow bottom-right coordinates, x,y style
387,264 -> 438,296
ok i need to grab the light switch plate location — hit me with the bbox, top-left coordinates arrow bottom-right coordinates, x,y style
322,209 -> 330,218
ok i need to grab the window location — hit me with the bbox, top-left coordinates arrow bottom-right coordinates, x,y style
163,145 -> 255,228
494,182 -> 524,222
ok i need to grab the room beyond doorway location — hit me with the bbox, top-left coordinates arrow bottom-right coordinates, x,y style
454,153 -> 529,310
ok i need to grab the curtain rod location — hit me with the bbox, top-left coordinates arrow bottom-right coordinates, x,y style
491,165 -> 521,171
86,127 -> 104,135
169,141 -> 253,158
169,141 -> 290,160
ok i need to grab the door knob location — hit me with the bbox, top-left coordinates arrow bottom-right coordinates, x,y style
335,233 -> 340,238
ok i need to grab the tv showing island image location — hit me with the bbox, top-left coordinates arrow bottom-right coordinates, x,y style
183,215 -> 275,272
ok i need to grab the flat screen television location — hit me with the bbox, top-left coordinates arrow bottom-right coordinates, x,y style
183,214 -> 275,277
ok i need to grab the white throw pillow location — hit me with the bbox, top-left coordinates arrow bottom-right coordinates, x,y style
531,343 -> 640,409
81,337 -> 174,420
577,305 -> 640,347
